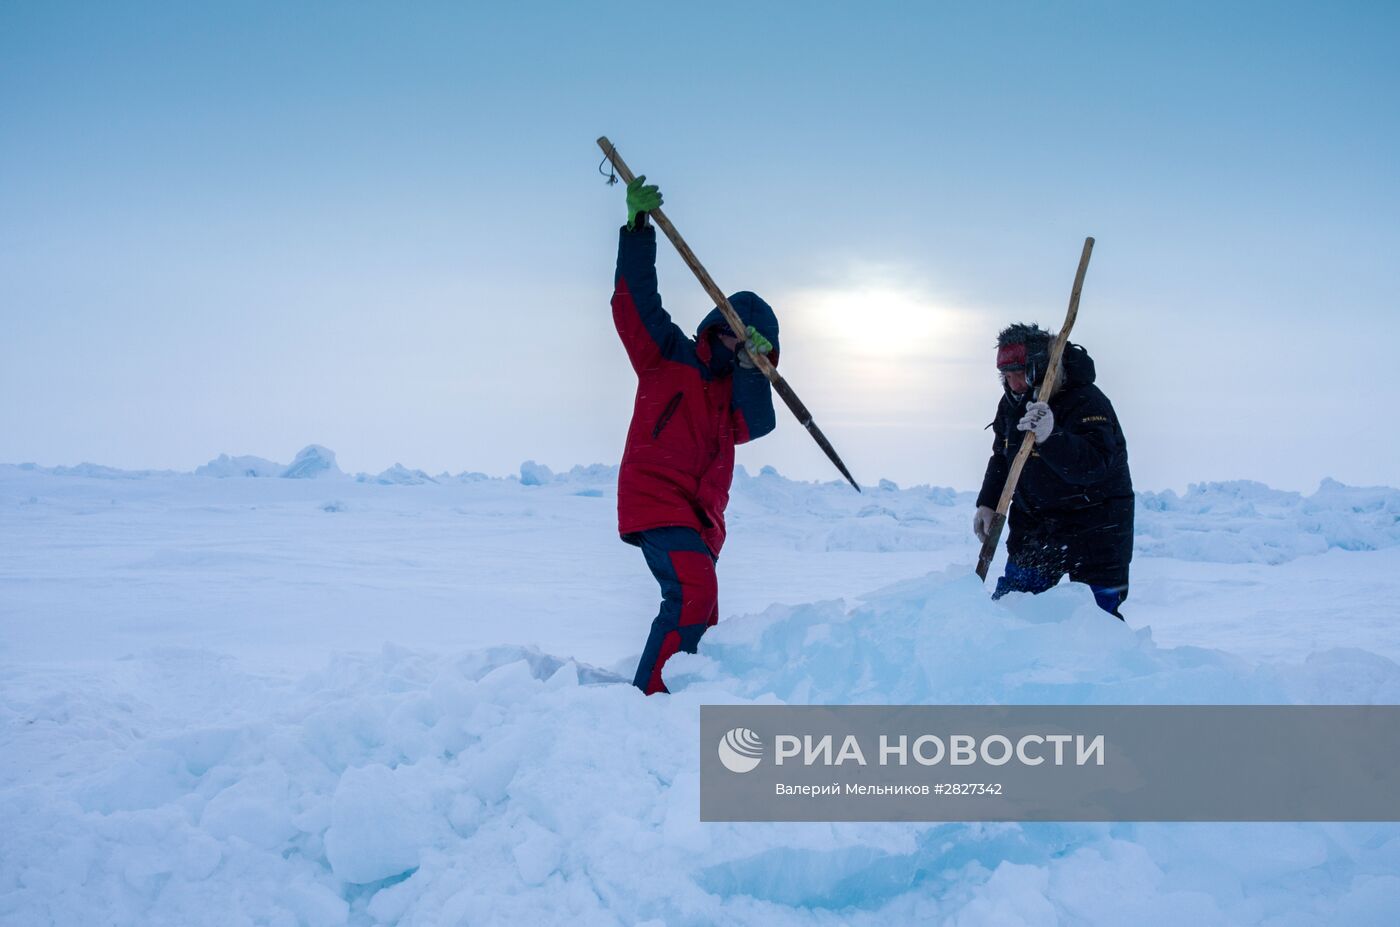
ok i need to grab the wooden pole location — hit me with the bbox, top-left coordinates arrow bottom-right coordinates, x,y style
976,237 -> 1095,580
597,136 -> 861,492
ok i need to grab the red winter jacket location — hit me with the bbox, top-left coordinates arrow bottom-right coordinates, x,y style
611,224 -> 779,556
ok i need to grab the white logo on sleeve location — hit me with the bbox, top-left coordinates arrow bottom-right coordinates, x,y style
718,727 -> 764,773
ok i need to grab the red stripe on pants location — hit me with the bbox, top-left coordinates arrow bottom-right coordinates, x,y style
641,549 -> 719,695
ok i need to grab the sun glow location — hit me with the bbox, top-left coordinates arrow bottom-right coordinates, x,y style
792,283 -> 966,359
769,277 -> 989,434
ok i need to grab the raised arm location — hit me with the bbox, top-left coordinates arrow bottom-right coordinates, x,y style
611,179 -> 689,373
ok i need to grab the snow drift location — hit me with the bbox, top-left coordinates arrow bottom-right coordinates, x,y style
3,568 -> 1399,925
4,457 -> 1400,925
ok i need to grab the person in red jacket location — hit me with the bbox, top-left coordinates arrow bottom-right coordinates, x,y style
612,176 -> 780,694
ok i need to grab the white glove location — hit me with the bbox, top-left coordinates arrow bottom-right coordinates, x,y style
973,505 -> 996,543
1016,401 -> 1053,444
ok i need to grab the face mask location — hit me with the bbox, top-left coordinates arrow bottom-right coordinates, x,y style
706,331 -> 737,376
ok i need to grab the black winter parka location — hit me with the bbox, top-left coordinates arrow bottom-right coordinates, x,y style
976,343 -> 1134,584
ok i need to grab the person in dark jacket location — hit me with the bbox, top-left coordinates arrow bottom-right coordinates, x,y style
974,323 -> 1134,618
612,176 -> 779,693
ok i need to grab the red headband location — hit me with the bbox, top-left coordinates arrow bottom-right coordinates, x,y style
996,343 -> 1027,370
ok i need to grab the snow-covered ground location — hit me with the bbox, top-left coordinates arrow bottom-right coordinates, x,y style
3,452 -> 1399,925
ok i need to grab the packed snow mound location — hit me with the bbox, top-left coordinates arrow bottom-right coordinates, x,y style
4,572 -> 1399,925
10,461 -> 178,479
670,565 -> 1400,705
1137,479 -> 1400,563
1301,478 -> 1400,551
441,470 -> 492,483
281,445 -> 342,480
365,463 -> 437,485
197,453 -> 284,478
519,460 -> 554,486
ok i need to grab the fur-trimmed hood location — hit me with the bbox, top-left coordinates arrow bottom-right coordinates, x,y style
997,322 -> 1096,394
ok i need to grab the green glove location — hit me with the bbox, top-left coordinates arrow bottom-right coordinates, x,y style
626,175 -> 663,230
737,325 -> 772,368
745,325 -> 772,355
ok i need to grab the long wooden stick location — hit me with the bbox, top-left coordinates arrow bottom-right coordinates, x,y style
598,136 -> 860,492
976,237 -> 1095,580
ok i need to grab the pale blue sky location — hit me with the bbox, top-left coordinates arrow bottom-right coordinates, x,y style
3,1 -> 1397,491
